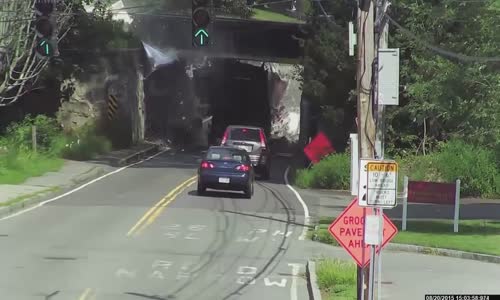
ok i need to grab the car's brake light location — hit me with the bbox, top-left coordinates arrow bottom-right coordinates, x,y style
236,164 -> 250,172
259,130 -> 266,148
201,161 -> 214,169
221,129 -> 229,145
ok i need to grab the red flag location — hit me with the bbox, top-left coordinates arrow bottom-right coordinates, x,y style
303,132 -> 335,164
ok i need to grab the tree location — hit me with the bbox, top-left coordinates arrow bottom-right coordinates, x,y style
386,0 -> 500,154
0,0 -> 73,106
299,0 -> 357,151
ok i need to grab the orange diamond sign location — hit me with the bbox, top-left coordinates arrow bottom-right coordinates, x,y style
328,197 -> 398,268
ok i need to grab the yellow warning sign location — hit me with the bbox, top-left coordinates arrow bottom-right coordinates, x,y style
367,162 -> 398,172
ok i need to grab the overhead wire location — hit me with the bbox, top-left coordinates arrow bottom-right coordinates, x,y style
385,14 -> 500,63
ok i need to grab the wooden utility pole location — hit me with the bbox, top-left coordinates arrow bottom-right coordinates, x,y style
356,0 -> 376,299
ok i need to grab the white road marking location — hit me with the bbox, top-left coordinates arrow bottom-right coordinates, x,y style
115,268 -> 136,279
288,263 -> 301,300
184,232 -> 200,240
284,166 -> 310,240
0,149 -> 169,221
236,276 -> 256,285
176,272 -> 191,280
236,266 -> 257,285
152,260 -> 172,269
272,230 -> 293,237
150,270 -> 165,279
236,236 -> 259,243
237,266 -> 257,275
264,277 -> 287,287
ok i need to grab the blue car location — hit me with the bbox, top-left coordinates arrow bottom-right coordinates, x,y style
197,146 -> 255,198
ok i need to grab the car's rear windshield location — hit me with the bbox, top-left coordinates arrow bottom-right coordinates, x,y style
229,128 -> 261,142
206,148 -> 248,162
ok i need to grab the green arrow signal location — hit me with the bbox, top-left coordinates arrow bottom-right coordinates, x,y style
195,29 -> 209,46
37,39 -> 52,56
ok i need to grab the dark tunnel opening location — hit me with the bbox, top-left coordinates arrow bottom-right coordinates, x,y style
144,59 -> 271,150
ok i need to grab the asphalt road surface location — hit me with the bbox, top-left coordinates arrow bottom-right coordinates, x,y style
0,150 -> 310,300
2,149 -> 500,300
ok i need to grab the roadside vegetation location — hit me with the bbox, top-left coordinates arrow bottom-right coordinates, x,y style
316,258 -> 357,300
295,139 -> 500,198
251,8 -> 304,23
0,115 -> 111,185
311,218 -> 500,256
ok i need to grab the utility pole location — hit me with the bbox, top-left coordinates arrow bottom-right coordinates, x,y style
375,0 -> 390,160
356,0 -> 375,299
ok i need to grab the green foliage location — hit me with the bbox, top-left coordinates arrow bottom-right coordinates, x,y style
433,140 -> 499,197
4,115 -> 61,153
295,153 -> 350,190
296,140 -> 498,197
0,150 -> 63,184
61,124 -> 112,161
387,0 -> 500,153
397,140 -> 500,197
316,258 -> 357,300
0,115 -> 112,184
300,0 -> 357,150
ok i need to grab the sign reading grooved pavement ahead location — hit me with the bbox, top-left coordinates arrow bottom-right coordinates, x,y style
328,198 -> 398,268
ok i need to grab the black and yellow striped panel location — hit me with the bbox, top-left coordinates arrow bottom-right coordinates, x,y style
108,94 -> 119,120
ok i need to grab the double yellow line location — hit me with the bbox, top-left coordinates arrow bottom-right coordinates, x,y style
127,175 -> 197,236
78,288 -> 95,300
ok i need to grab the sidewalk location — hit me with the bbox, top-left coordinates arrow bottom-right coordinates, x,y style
0,143 -> 160,216
299,240 -> 500,300
297,188 -> 500,221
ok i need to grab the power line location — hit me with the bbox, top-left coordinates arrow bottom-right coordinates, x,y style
385,14 -> 500,63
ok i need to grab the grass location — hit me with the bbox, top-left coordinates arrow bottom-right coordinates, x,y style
0,153 -> 64,185
251,8 -> 304,23
312,218 -> 500,256
0,186 -> 60,207
316,258 -> 357,300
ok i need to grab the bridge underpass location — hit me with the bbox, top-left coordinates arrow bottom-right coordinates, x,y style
135,14 -> 307,148
144,59 -> 271,148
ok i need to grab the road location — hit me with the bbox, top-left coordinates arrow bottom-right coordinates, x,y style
1,149 -> 500,300
0,150 -> 310,300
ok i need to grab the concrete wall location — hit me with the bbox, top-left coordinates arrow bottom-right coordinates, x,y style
57,53 -> 146,148
265,63 -> 302,143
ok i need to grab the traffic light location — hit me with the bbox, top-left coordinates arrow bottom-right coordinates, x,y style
192,0 -> 212,47
33,1 -> 57,58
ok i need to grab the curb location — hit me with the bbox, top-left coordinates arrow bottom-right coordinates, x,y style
116,144 -> 160,166
384,243 -> 500,264
311,239 -> 500,265
0,165 -> 105,219
306,260 -> 322,300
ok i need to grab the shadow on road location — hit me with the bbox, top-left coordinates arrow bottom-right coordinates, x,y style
187,190 -> 247,199
220,209 -> 313,229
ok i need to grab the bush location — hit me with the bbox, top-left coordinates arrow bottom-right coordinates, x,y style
295,140 -> 499,197
61,125 -> 112,160
4,115 -> 61,153
0,116 -> 114,184
433,140 -> 499,197
295,153 -> 350,189
397,140 -> 500,197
